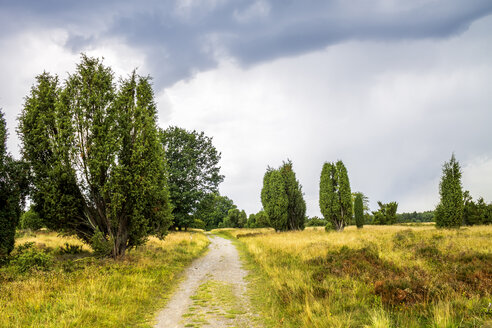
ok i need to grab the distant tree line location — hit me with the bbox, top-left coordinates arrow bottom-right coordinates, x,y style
397,211 -> 434,223
463,191 -> 492,225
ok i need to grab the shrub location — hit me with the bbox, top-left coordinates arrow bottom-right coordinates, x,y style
19,208 -> 44,231
11,243 -> 53,273
90,229 -> 112,258
305,216 -> 327,227
57,243 -> 83,255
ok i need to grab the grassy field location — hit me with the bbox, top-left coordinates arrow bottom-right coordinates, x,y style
217,225 -> 492,328
0,230 -> 209,327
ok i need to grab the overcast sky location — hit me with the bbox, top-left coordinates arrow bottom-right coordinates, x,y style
1,0 -> 491,216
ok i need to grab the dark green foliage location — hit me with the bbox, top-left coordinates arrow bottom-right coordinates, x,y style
220,208 -> 247,228
372,201 -> 398,225
304,216 -> 327,227
279,160 -> 306,230
253,210 -> 270,228
354,193 -> 364,228
194,193 -> 236,230
238,210 -> 247,228
10,242 -> 53,273
319,160 -> 352,231
191,219 -> 206,230
463,191 -> 492,225
246,213 -> 257,228
19,208 -> 44,231
161,127 -> 224,230
261,169 -> 288,231
261,161 -> 305,231
57,243 -> 83,255
349,192 -> 369,225
0,109 -> 29,258
397,211 -> 434,223
18,55 -> 173,258
226,209 -> 240,228
435,154 -> 463,228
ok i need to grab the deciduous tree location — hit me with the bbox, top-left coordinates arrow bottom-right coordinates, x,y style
161,127 -> 224,230
194,193 -> 235,230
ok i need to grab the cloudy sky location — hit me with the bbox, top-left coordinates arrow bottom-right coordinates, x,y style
1,0 -> 491,216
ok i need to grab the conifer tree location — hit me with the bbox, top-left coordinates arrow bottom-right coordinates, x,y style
261,169 -> 288,231
279,160 -> 306,230
354,193 -> 364,228
319,160 -> 352,231
19,55 -> 173,258
0,110 -> 29,257
435,154 -> 463,228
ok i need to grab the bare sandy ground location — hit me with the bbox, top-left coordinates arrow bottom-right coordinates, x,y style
154,234 -> 261,328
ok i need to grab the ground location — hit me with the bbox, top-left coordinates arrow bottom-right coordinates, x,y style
154,234 -> 262,328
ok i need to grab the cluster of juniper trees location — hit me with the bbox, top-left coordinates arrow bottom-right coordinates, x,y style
0,56 -> 491,259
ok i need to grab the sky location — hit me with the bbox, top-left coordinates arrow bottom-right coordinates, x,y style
1,0 -> 491,216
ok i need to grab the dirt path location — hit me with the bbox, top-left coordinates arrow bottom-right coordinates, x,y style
154,234 -> 261,328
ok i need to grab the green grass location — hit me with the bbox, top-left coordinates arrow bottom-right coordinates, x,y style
0,231 -> 209,327
215,226 -> 492,328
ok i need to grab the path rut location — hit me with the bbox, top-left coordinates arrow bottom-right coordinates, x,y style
154,234 -> 261,328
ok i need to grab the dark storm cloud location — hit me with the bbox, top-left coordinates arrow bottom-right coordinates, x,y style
1,0 -> 492,87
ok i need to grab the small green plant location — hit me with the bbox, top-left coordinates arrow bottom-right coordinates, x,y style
11,244 -> 53,273
90,229 -> 113,257
58,243 -> 83,255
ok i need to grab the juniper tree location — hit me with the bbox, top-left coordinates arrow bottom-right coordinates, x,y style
0,110 -> 29,258
319,160 -> 352,231
372,201 -> 398,225
354,192 -> 364,228
279,160 -> 306,230
261,168 -> 288,231
18,55 -> 173,258
254,210 -> 270,228
435,154 -> 463,228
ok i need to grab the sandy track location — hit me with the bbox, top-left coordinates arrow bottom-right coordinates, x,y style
154,234 -> 260,328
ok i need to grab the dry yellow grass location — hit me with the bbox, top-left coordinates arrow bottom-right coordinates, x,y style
219,225 -> 492,327
0,231 -> 209,328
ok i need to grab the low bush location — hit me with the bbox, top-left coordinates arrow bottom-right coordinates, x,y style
10,243 -> 53,273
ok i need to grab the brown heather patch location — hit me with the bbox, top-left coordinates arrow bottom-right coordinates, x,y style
304,238 -> 492,307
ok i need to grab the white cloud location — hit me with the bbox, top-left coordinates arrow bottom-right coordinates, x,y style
463,156 -> 492,201
0,29 -> 146,158
160,15 -> 492,215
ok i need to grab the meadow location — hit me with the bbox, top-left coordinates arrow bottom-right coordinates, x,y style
217,225 -> 492,328
0,230 -> 209,327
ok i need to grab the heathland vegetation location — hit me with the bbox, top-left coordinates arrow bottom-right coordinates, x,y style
1,55 -> 491,327
219,226 -> 492,327
0,230 -> 208,327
